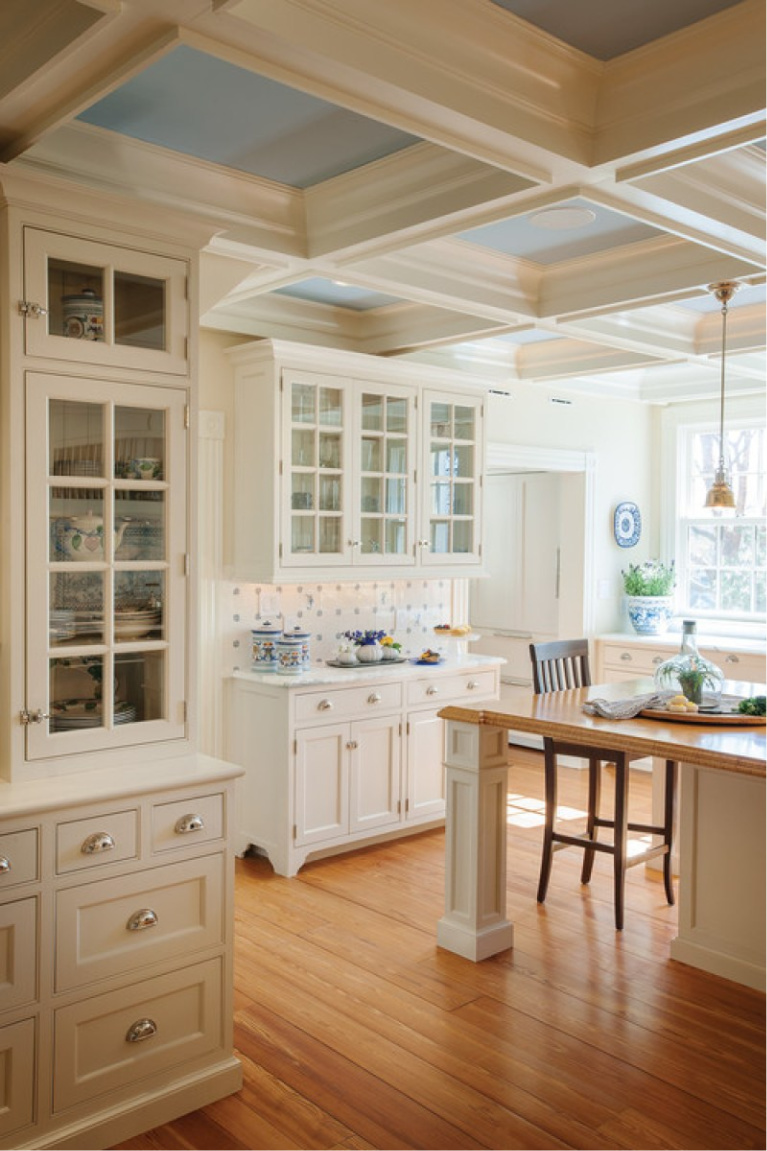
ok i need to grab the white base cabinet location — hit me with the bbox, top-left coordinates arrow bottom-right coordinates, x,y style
595,633 -> 766,686
0,756 -> 242,1151
227,659 -> 501,876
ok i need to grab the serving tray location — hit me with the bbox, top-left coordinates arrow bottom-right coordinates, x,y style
325,657 -> 407,668
640,705 -> 765,726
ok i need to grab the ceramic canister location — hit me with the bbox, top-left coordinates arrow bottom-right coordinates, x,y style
275,634 -> 304,675
62,288 -> 104,341
282,625 -> 311,669
251,620 -> 283,667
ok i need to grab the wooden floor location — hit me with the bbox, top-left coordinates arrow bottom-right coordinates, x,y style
116,749 -> 766,1151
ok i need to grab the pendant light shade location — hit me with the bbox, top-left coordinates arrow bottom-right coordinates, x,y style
703,280 -> 740,512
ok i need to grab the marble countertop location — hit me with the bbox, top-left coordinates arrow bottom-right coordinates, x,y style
233,653 -> 505,689
598,632 -> 766,655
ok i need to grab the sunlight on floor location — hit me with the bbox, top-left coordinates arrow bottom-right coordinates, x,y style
505,792 -> 657,855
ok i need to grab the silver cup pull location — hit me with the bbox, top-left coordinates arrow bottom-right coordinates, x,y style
126,1018 -> 157,1043
81,831 -> 115,855
0,856 -> 10,874
318,699 -> 333,711
426,685 -> 439,696
367,692 -> 382,704
467,680 -> 480,690
174,813 -> 204,834
620,652 -> 632,661
127,908 -> 158,932
725,654 -> 740,663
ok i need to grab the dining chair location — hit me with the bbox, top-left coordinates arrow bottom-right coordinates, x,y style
529,639 -> 677,930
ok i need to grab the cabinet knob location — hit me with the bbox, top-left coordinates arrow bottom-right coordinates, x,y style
367,692 -> 382,704
318,699 -> 334,711
19,708 -> 50,725
174,813 -> 205,834
652,656 -> 662,665
346,740 -> 358,750
0,856 -> 10,874
18,300 -> 48,318
725,654 -> 740,663
467,680 -> 480,690
81,831 -> 116,855
126,1018 -> 157,1044
347,540 -> 360,548
127,908 -> 159,932
426,685 -> 439,696
418,539 -> 431,549
620,652 -> 632,661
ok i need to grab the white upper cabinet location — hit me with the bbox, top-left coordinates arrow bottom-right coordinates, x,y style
22,228 -> 189,376
230,341 -> 485,582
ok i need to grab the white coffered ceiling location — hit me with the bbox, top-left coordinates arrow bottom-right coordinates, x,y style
0,0 -> 764,402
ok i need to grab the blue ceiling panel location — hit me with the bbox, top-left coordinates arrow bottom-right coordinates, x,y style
458,197 -> 662,264
77,45 -> 421,187
274,278 -> 404,310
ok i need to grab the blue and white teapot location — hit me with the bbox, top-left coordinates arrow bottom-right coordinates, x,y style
53,514 -> 129,561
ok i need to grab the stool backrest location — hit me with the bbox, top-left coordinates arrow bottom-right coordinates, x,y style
529,639 -> 592,695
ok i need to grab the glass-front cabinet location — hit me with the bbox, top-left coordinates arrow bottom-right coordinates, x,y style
354,384 -> 415,566
25,373 -> 187,760
420,390 -> 483,567
22,228 -> 189,375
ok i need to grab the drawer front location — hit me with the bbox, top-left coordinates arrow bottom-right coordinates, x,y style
55,854 -> 224,992
56,808 -> 138,875
0,829 -> 38,888
151,793 -> 224,854
703,649 -> 765,685
53,958 -> 222,1112
295,682 -> 402,724
601,644 -> 673,677
0,1018 -> 35,1138
0,899 -> 37,1012
406,668 -> 497,707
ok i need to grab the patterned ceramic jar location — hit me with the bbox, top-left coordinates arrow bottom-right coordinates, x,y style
251,620 -> 282,667
276,634 -> 304,675
62,288 -> 104,341
283,625 -> 311,669
356,639 -> 383,663
626,595 -> 675,635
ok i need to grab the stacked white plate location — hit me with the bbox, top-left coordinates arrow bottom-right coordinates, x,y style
114,608 -> 161,639
50,609 -> 76,642
51,700 -> 137,731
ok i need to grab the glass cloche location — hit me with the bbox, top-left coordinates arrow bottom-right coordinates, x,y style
653,620 -> 724,704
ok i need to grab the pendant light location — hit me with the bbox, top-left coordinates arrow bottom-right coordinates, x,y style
704,280 -> 741,512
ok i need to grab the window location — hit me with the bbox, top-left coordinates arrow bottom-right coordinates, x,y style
674,416 -> 765,623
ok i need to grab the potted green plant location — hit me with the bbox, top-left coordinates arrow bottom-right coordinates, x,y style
622,559 -> 676,635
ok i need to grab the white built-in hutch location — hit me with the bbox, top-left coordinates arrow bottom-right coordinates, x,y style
0,172 -> 243,1149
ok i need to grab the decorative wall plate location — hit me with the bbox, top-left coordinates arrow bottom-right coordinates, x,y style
613,501 -> 641,548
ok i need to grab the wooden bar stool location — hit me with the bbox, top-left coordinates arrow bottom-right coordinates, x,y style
529,639 -> 677,930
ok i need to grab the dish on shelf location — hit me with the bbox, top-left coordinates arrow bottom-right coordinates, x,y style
114,609 -> 161,638
51,699 -> 137,730
411,657 -> 443,666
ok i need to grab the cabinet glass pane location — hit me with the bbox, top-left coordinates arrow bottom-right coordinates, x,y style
386,397 -> 408,434
291,517 -> 315,554
453,485 -> 473,516
115,651 -> 164,722
292,384 -> 315,423
319,388 -> 342,426
386,478 -> 406,514
386,439 -> 407,474
292,429 -> 315,466
453,521 -> 473,553
361,477 -> 382,514
319,475 -> 341,511
319,518 -> 342,553
291,474 -> 314,510
431,521 -> 450,553
50,571 -> 104,646
50,656 -> 105,730
115,406 -> 165,479
114,272 -> 165,350
50,492 -> 106,562
454,444 -> 474,478
361,393 -> 383,431
50,399 -> 104,476
430,482 -> 451,516
319,433 -> 341,469
430,403 -> 451,438
115,492 -> 165,561
360,519 -> 383,554
115,572 -> 164,641
385,519 -> 407,555
48,260 -> 104,341
430,443 -> 451,477
454,406 -> 475,440
361,437 -> 382,472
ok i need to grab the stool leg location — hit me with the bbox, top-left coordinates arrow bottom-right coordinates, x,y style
613,754 -> 628,931
580,755 -> 601,884
537,740 -> 557,904
663,759 -> 677,906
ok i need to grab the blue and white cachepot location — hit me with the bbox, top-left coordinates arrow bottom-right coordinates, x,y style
282,625 -> 311,669
251,620 -> 283,667
276,634 -> 304,675
626,595 -> 675,635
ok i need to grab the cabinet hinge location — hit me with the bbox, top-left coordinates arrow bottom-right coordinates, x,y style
184,553 -> 190,576
279,460 -> 283,476
18,300 -> 48,318
399,722 -> 402,737
413,468 -> 417,485
279,542 -> 283,559
293,738 -> 297,755
397,799 -> 401,814
184,404 -> 190,429
292,824 -> 297,839
183,700 -> 188,723
406,721 -> 411,735
184,336 -> 189,360
478,542 -> 482,558
405,798 -> 410,813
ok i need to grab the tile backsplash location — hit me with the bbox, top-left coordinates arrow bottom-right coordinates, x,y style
221,579 -> 456,671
